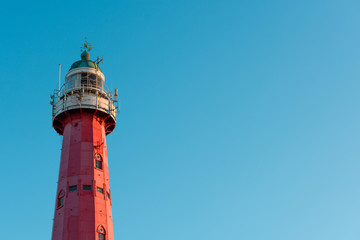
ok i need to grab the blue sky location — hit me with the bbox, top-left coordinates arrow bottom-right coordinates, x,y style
1,0 -> 360,239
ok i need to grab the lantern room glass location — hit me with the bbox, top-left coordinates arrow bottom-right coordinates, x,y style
65,72 -> 104,93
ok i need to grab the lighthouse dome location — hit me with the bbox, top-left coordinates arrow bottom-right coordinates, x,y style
69,51 -> 101,71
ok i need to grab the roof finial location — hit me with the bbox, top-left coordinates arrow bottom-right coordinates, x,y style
81,38 -> 93,52
80,38 -> 92,60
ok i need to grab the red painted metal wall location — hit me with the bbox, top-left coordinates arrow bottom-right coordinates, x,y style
52,112 -> 114,240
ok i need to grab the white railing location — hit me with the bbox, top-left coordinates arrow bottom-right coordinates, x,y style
51,81 -> 119,121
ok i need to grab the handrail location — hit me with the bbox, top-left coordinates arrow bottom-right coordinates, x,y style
54,81 -> 113,104
52,80 -> 119,120
52,93 -> 117,120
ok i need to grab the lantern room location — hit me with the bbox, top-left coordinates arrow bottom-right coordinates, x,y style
50,49 -> 119,135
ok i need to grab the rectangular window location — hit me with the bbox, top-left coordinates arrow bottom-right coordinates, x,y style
97,187 -> 104,194
83,185 -> 92,191
69,186 -> 77,192
81,73 -> 88,86
98,233 -> 105,240
95,160 -> 102,169
58,197 -> 64,207
107,192 -> 110,199
89,74 -> 97,88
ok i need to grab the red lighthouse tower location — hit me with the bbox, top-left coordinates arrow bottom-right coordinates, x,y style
50,42 -> 118,240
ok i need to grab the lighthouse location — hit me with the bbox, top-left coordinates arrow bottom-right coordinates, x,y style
50,42 -> 118,240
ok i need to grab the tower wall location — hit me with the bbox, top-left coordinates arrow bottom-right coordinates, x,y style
52,112 -> 114,240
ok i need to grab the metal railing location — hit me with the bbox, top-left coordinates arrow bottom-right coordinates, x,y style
53,80 -> 115,102
50,81 -> 119,119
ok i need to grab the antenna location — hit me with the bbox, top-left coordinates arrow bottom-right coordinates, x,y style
58,64 -> 61,98
95,56 -> 103,65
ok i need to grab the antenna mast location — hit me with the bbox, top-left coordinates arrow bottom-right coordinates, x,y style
58,64 -> 61,98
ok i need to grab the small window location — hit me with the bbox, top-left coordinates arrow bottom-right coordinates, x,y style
83,185 -> 92,191
94,153 -> 103,170
97,187 -> 104,194
106,192 -> 110,199
69,186 -> 77,192
97,225 -> 106,240
57,190 -> 65,208
98,233 -> 105,240
58,197 -> 64,207
95,160 -> 102,169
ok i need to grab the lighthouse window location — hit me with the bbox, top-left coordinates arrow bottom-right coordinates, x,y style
89,73 -> 97,88
83,185 -> 92,191
66,74 -> 77,91
95,160 -> 102,169
57,190 -> 65,208
79,72 -> 103,91
97,187 -> 104,194
97,225 -> 106,240
58,197 -> 64,207
81,73 -> 88,87
98,233 -> 105,240
98,78 -> 104,91
69,186 -> 77,192
94,153 -> 103,170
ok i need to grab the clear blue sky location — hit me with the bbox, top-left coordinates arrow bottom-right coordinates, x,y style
1,0 -> 360,239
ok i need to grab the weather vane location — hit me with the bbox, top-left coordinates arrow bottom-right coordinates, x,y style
81,38 -> 93,52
